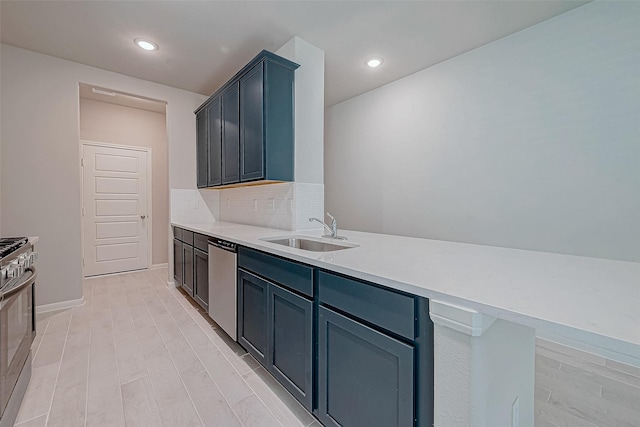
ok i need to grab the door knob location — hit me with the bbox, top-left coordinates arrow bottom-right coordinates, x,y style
140,215 -> 146,219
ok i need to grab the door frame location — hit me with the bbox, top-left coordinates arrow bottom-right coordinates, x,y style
80,140 -> 153,277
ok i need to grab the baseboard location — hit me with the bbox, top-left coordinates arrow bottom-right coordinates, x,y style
36,296 -> 85,314
151,263 -> 168,270
167,280 -> 178,288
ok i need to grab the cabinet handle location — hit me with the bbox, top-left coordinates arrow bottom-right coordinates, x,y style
140,215 -> 146,219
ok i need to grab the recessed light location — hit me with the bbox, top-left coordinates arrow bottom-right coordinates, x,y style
134,38 -> 158,51
365,57 -> 383,68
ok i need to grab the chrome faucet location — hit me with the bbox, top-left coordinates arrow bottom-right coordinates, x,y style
309,212 -> 346,240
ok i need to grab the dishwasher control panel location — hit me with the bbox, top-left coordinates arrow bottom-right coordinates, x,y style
209,238 -> 237,252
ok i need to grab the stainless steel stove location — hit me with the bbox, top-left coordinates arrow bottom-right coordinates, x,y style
0,237 -> 37,427
0,238 -> 28,260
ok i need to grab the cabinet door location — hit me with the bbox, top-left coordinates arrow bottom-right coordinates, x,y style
196,109 -> 208,188
221,83 -> 240,184
173,238 -> 183,286
193,248 -> 208,310
268,284 -> 313,411
238,269 -> 268,364
317,306 -> 415,427
182,244 -> 194,297
240,62 -> 264,182
207,98 -> 222,187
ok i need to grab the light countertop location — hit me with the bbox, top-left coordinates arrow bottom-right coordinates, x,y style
172,220 -> 640,363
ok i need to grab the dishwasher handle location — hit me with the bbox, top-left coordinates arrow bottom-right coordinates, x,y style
208,238 -> 237,253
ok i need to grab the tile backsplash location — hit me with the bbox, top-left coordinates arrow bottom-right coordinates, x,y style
292,183 -> 326,231
219,183 -> 295,229
170,188 -> 219,224
171,182 -> 324,231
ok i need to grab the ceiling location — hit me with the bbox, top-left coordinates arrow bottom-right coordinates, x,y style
1,1 -> 589,107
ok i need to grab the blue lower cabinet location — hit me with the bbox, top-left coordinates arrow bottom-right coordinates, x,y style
174,229 -> 209,310
237,249 -> 433,426
181,244 -> 194,297
268,284 -> 313,410
193,248 -> 208,311
238,267 -> 314,411
173,238 -> 182,286
238,270 -> 268,364
317,306 -> 415,427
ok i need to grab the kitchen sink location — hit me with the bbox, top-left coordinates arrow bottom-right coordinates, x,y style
260,236 -> 358,252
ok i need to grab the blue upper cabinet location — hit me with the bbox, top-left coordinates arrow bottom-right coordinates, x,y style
195,109 -> 208,188
221,83 -> 240,185
239,63 -> 265,181
207,98 -> 222,187
195,50 -> 299,188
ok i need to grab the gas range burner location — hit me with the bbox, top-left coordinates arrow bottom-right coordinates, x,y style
0,237 -> 28,259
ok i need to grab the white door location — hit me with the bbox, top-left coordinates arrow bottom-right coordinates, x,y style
82,143 -> 150,276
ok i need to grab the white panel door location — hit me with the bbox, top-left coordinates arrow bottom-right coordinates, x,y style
82,144 -> 149,276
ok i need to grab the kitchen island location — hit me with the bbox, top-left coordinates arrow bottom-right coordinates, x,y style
172,220 -> 640,426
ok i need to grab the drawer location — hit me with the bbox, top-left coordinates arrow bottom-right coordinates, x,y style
181,229 -> 194,246
174,227 -> 183,241
194,233 -> 209,251
238,247 -> 313,297
318,270 -> 415,340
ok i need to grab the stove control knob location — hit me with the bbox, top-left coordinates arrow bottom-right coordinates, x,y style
29,252 -> 38,263
10,260 -> 24,277
7,265 -> 17,278
19,254 -> 31,268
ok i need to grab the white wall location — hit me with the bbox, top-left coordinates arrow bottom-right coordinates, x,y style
325,1 -> 640,263
80,98 -> 169,266
0,43 -> 2,237
276,37 -> 325,185
0,44 -> 206,307
0,59 -> 2,236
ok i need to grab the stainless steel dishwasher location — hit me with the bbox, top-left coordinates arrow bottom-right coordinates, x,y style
208,238 -> 237,341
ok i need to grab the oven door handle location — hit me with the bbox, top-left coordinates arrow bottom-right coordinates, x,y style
0,267 -> 37,300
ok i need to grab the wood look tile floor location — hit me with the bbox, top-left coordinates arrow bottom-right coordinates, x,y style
15,268 -> 640,427
15,268 -> 320,427
534,338 -> 640,427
